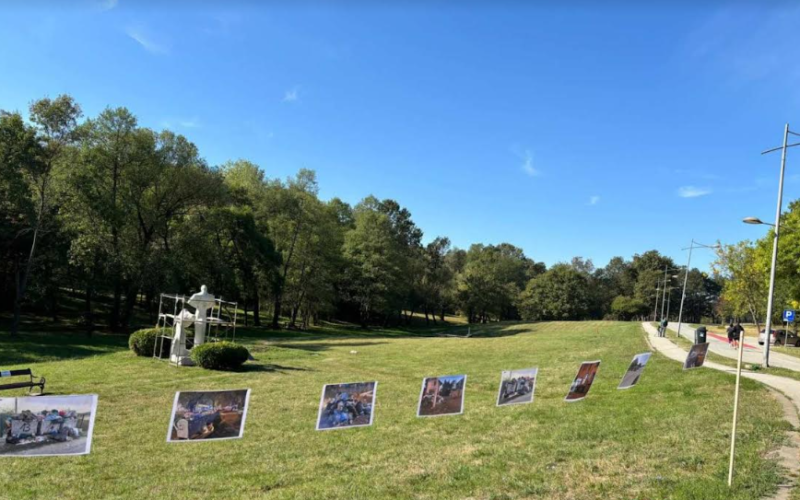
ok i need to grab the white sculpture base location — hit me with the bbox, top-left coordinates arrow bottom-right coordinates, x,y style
170,354 -> 195,366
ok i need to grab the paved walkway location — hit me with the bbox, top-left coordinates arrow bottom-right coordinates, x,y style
665,322 -> 800,372
643,322 -> 800,414
643,322 -> 800,498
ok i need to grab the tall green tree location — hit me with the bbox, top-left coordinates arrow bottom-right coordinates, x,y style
12,95 -> 81,335
518,263 -> 590,321
0,112 -> 38,318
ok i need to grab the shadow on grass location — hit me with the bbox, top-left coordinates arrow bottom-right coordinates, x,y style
0,310 -> 537,366
269,341 -> 390,352
0,331 -> 128,367
240,363 -> 310,373
235,321 -> 531,344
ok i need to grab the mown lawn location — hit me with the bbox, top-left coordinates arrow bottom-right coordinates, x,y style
0,321 -> 791,500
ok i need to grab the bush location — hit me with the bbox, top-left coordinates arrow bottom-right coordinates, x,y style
129,328 -> 161,357
191,342 -> 249,371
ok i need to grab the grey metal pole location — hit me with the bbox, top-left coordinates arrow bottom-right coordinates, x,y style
677,242 -> 693,340
653,284 -> 660,322
763,123 -> 790,368
661,266 -> 668,320
666,285 -> 672,321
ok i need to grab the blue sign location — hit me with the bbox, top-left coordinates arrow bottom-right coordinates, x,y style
784,309 -> 795,322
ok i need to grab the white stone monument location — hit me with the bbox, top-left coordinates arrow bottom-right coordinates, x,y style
169,308 -> 195,366
188,285 -> 216,346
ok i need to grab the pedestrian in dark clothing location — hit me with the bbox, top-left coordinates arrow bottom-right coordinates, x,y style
733,322 -> 744,349
727,323 -> 735,348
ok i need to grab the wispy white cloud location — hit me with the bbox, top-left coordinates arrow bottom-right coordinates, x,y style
179,118 -> 200,128
97,0 -> 118,11
677,186 -> 712,198
126,27 -> 167,54
588,195 -> 600,206
161,118 -> 201,130
521,150 -> 540,177
283,87 -> 299,102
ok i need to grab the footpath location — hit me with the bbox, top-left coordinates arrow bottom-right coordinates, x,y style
642,322 -> 800,500
665,322 -> 800,372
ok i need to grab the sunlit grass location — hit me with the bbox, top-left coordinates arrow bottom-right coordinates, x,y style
0,321 -> 789,499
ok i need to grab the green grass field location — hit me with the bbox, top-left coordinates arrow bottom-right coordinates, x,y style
0,321 -> 791,500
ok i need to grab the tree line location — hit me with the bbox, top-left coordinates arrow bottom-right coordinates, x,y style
1,95 -> 722,334
713,199 -> 800,329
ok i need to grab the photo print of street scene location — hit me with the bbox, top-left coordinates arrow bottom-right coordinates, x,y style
417,375 -> 466,417
618,352 -> 652,390
565,361 -> 601,402
316,381 -> 377,430
684,343 -> 710,370
0,395 -> 97,457
497,368 -> 538,406
167,389 -> 250,442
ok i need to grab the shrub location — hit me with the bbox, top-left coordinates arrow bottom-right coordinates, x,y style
128,328 -> 161,357
191,342 -> 249,371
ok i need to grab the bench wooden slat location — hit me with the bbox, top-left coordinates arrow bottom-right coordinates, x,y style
1,369 -> 32,377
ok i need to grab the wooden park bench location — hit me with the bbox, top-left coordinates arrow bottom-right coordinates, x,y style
0,369 -> 45,395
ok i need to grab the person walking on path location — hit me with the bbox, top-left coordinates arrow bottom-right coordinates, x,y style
660,318 -> 669,338
732,322 -> 744,349
727,322 -> 735,348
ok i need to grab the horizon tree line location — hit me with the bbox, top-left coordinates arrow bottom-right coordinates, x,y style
0,95 -> 722,334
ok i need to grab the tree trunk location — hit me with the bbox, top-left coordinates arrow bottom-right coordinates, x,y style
244,302 -> 249,327
121,284 -> 139,333
253,292 -> 261,327
111,279 -> 123,331
84,285 -> 94,337
11,208 -> 45,336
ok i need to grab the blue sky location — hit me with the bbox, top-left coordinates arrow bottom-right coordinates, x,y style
3,2 -> 800,271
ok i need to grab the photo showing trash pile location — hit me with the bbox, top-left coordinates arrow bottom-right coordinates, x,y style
0,395 -> 97,456
168,389 -> 250,442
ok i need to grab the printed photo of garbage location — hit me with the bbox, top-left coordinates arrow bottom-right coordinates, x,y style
497,368 -> 538,406
167,389 -> 250,442
0,395 -> 98,457
316,382 -> 377,431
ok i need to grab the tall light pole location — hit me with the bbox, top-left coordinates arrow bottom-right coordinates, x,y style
676,240 -> 720,340
743,123 -> 800,367
665,274 -> 679,320
660,265 -> 669,321
653,282 -> 661,322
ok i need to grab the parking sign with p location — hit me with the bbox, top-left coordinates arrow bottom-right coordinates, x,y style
784,309 -> 795,322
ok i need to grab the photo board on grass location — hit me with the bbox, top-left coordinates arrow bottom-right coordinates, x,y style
417,375 -> 466,417
497,368 -> 538,406
0,394 -> 98,457
167,389 -> 250,442
684,343 -> 710,370
565,361 -> 601,402
618,352 -> 651,390
316,381 -> 377,431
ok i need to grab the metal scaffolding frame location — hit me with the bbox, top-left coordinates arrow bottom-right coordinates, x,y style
153,292 -> 238,366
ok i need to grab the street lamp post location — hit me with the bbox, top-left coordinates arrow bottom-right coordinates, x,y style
665,274 -> 679,321
731,124 -> 800,488
660,266 -> 669,322
653,282 -> 661,322
676,240 -> 720,341
743,123 -> 800,368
